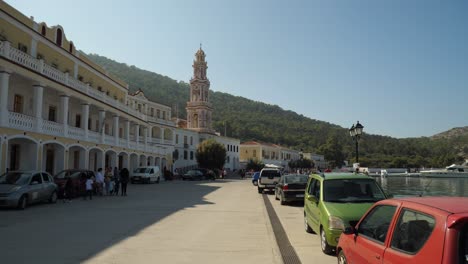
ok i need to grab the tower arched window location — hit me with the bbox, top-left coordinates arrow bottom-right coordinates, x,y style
41,25 -> 46,36
56,28 -> 62,46
69,43 -> 73,53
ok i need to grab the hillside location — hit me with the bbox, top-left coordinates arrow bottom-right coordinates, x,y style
87,54 -> 466,168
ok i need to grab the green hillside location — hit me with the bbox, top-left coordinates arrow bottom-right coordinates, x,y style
87,54 -> 466,168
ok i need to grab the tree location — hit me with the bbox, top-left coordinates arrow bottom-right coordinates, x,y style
319,135 -> 346,168
195,139 -> 227,170
246,159 -> 264,171
288,158 -> 314,170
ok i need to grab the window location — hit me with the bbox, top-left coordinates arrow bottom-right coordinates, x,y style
18,43 -> 27,53
190,137 -> 193,145
184,151 -> 188,160
56,28 -> 62,46
69,43 -> 73,53
358,205 -> 397,244
41,173 -> 50,182
48,106 -> 56,122
184,136 -> 188,144
157,110 -> 161,118
41,25 -> 46,35
150,108 -> 154,116
95,120 -> 100,132
88,118 -> 92,130
190,151 -> 194,160
390,209 -> 435,253
9,144 -> 20,170
162,111 -> 166,120
75,114 -> 81,128
176,134 -> 179,144
13,94 -> 23,113
31,174 -> 43,184
253,150 -> 257,158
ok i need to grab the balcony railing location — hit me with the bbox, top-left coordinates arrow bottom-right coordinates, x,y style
5,111 -> 172,155
0,41 -> 154,122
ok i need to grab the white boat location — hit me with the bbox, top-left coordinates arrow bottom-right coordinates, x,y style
420,163 -> 468,178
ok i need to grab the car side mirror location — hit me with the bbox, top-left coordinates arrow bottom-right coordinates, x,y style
343,226 -> 357,235
30,181 -> 39,185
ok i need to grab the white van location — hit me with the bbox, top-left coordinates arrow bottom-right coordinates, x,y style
257,168 -> 282,193
130,166 -> 161,184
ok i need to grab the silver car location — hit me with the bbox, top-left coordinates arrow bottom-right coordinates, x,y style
0,171 -> 58,209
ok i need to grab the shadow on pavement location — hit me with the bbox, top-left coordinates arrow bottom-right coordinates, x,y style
0,181 -> 220,264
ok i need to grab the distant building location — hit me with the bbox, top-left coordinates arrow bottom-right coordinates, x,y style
239,141 -> 300,170
303,152 -> 328,169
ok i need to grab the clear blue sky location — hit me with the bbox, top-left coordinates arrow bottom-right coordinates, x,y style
6,0 -> 468,138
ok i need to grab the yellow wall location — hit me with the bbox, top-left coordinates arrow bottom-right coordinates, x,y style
0,1 -> 34,28
240,146 -> 261,162
36,41 -> 74,72
0,18 -> 32,53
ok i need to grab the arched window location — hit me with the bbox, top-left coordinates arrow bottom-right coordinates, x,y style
56,28 -> 62,46
69,43 -> 73,53
41,25 -> 46,36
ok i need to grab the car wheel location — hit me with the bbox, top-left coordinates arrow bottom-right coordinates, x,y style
337,250 -> 347,264
49,191 -> 57,204
280,193 -> 286,205
17,195 -> 27,210
156,177 -> 160,184
320,228 -> 334,255
257,187 -> 263,194
275,189 -> 279,200
304,213 -> 313,233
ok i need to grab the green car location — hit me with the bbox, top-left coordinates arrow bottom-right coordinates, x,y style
303,173 -> 387,254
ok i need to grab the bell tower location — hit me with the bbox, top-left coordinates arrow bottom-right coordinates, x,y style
186,46 -> 214,134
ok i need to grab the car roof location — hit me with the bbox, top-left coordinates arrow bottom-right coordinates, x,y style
393,197 -> 468,214
311,172 -> 373,180
5,171 -> 47,174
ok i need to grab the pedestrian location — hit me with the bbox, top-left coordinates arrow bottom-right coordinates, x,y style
104,174 -> 111,195
95,168 -> 104,196
113,171 -> 120,196
84,176 -> 94,200
120,168 -> 129,196
63,177 -> 73,202
113,167 -> 119,180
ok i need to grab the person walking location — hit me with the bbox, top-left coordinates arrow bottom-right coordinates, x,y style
84,176 -> 94,200
120,168 -> 129,196
113,169 -> 120,196
63,177 -> 73,202
95,168 -> 104,196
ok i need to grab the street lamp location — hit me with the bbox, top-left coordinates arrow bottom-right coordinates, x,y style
349,121 -> 364,163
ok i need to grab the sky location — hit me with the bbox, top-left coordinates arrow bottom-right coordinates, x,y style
6,0 -> 468,138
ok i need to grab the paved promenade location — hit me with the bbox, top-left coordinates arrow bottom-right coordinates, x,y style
0,178 -> 335,264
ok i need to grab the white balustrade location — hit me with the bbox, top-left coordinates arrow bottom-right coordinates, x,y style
129,141 -> 137,149
104,134 -> 114,145
42,120 -> 63,136
8,46 -> 39,71
119,138 -> 127,147
43,63 -> 67,83
8,112 -> 36,130
68,126 -> 85,140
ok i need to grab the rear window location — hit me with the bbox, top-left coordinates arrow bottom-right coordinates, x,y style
285,175 -> 309,183
135,168 -> 151,173
323,179 -> 386,203
261,170 -> 281,178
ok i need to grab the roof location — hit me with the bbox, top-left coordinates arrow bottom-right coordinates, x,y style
312,172 -> 374,180
396,197 -> 468,214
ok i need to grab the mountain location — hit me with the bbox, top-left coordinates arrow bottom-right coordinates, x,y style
432,126 -> 468,140
87,54 -> 466,168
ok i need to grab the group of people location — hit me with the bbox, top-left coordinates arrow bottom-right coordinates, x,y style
83,167 -> 130,200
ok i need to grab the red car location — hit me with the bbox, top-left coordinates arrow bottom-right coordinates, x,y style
54,170 -> 95,198
337,197 -> 468,264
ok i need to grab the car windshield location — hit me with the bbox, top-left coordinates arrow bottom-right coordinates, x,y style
323,179 -> 386,203
135,168 -> 150,173
0,172 -> 32,185
285,175 -> 309,184
187,170 -> 200,175
262,170 -> 281,177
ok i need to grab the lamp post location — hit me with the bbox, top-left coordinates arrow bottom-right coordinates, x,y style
349,121 -> 364,163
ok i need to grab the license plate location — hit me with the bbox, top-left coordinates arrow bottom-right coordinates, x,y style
296,194 -> 304,198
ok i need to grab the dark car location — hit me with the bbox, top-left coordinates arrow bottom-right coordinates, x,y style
274,174 -> 309,205
54,170 -> 95,198
182,169 -> 204,180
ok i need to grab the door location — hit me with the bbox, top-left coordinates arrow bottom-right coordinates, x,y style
349,205 -> 398,263
29,173 -> 44,202
41,173 -> 54,199
305,179 -> 321,231
45,149 -> 54,175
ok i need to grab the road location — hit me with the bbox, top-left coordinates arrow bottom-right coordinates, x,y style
0,178 -> 335,264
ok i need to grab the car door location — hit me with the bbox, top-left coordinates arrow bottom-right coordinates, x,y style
29,173 -> 44,202
348,204 -> 398,264
305,178 -> 320,230
309,179 -> 322,230
41,173 -> 54,199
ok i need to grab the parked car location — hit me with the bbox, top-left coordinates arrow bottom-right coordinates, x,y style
131,166 -> 161,184
275,174 -> 309,205
54,170 -> 94,198
182,169 -> 204,180
0,171 -> 58,209
337,197 -> 468,264
257,168 -> 282,193
304,173 -> 387,254
252,172 -> 260,186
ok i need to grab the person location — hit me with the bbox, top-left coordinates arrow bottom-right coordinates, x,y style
120,168 -> 129,196
113,167 -> 119,181
63,177 -> 73,202
84,176 -> 94,200
104,174 -> 111,195
113,169 -> 120,196
95,168 -> 104,196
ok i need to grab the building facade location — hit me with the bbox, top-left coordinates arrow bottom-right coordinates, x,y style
0,2 -> 175,174
303,152 -> 328,170
239,141 -> 300,170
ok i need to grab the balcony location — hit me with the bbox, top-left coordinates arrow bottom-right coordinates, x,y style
0,41 -> 146,120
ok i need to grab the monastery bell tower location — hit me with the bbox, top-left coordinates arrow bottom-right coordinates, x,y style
186,46 -> 214,134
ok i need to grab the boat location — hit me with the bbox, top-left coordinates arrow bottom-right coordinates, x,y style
420,163 -> 468,178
